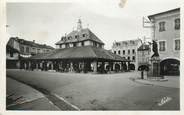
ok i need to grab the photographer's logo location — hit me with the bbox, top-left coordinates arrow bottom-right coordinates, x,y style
158,96 -> 172,106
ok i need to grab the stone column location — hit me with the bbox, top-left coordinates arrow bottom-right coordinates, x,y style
44,61 -> 46,70
81,61 -> 85,73
113,62 -> 116,71
40,61 -> 43,70
102,61 -> 105,73
70,62 -> 74,72
16,61 -> 20,69
36,62 -> 38,70
93,61 -> 97,73
28,61 -> 31,70
51,62 -> 54,70
127,62 -> 130,71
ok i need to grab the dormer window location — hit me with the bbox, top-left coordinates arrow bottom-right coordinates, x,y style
62,37 -> 67,41
75,35 -> 79,39
61,37 -> 64,41
115,42 -> 120,46
68,36 -> 72,40
82,34 -> 86,37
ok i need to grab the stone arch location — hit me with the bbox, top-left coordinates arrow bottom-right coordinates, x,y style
115,63 -> 121,72
160,58 -> 180,76
129,63 -> 135,70
121,63 -> 127,71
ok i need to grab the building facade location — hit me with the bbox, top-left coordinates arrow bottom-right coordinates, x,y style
137,43 -> 151,71
111,39 -> 142,70
6,38 -> 20,68
6,37 -> 54,69
15,38 -> 54,57
148,8 -> 180,75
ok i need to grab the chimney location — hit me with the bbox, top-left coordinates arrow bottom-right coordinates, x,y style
33,40 -> 35,43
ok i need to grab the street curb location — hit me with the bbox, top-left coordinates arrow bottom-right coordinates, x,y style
53,93 -> 80,111
129,77 -> 156,86
7,76 -> 80,110
129,77 -> 179,89
134,79 -> 155,86
7,97 -> 43,108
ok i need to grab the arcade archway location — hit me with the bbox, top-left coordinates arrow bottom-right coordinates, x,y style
160,58 -> 180,76
115,63 -> 121,72
129,64 -> 135,70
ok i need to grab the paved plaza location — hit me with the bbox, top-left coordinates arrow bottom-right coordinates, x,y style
6,69 -> 180,110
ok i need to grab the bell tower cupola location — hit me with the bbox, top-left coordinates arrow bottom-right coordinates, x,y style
77,18 -> 82,31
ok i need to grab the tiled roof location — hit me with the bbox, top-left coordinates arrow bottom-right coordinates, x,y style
6,38 -> 20,52
148,8 -> 180,19
11,37 -> 54,49
55,28 -> 104,45
29,46 -> 129,62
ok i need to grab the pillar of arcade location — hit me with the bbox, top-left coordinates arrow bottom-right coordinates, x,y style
91,61 -> 98,73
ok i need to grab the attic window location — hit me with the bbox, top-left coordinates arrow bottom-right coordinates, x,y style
82,34 -> 86,37
115,42 -> 120,46
61,37 -> 67,41
75,35 -> 79,38
68,36 -> 72,40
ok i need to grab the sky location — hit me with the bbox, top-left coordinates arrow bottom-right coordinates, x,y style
6,0 -> 181,50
